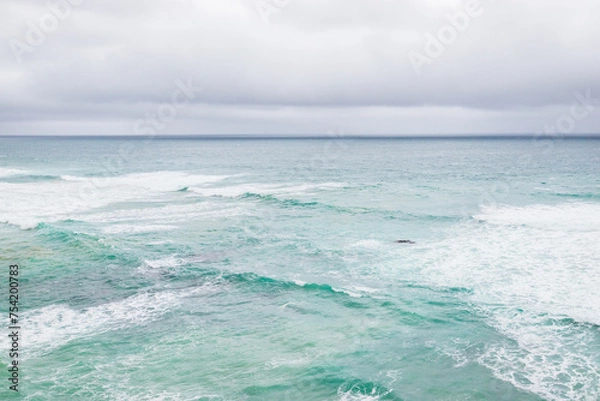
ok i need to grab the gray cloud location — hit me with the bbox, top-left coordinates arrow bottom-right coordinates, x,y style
1,0 -> 599,135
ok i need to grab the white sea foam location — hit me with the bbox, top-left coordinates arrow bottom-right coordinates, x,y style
107,388 -> 225,401
21,291 -> 177,355
349,239 -> 387,249
61,171 -> 230,191
69,384 -> 221,401
332,287 -> 362,298
102,224 -> 179,234
291,279 -> 363,298
349,285 -> 381,295
337,386 -> 390,401
89,203 -> 246,227
144,255 -> 185,269
0,172 -> 341,229
419,202 -> 600,401
0,167 -> 28,177
16,285 -> 217,359
139,253 -> 226,276
474,202 -> 600,231
188,182 -> 346,198
0,179 -> 117,228
478,312 -> 600,401
0,171 -> 233,229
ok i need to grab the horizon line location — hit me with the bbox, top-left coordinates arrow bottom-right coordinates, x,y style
1,134 -> 600,140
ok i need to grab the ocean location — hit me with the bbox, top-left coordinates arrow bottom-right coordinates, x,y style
0,137 -> 598,401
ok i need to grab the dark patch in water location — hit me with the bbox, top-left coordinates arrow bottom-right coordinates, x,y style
239,192 -> 350,212
551,192 -> 599,199
0,174 -> 61,183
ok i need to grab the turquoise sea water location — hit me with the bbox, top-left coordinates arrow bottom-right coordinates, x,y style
0,138 -> 599,401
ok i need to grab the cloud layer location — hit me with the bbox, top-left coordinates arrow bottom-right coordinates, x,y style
1,0 -> 599,135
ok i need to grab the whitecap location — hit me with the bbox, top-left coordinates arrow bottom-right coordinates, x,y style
0,171 -> 235,229
14,285 -> 218,359
416,202 -> 600,400
0,167 -> 28,177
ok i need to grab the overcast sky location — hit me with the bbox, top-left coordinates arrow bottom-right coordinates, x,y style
1,0 -> 599,135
